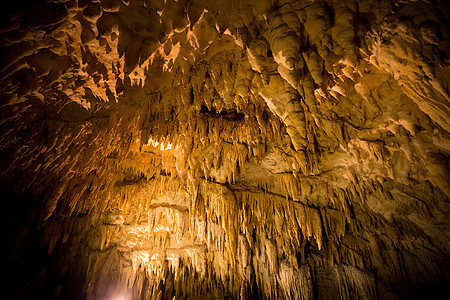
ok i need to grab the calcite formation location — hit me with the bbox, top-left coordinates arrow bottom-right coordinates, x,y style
2,0 -> 449,299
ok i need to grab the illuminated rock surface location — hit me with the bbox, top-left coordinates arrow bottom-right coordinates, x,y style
2,0 -> 449,299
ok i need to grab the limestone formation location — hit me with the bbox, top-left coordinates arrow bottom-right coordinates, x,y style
2,0 -> 449,299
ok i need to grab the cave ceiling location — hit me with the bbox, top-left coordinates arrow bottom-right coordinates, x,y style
2,0 -> 450,299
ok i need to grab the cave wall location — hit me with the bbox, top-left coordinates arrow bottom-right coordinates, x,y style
2,0 -> 450,299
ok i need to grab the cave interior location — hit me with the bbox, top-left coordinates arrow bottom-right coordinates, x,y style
2,0 -> 450,299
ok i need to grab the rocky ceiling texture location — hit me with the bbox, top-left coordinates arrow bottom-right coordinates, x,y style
2,0 -> 450,299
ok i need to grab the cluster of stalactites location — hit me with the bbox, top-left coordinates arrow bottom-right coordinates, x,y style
48,159 -> 447,299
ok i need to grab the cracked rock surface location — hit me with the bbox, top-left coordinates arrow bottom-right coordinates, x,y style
2,0 -> 450,299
